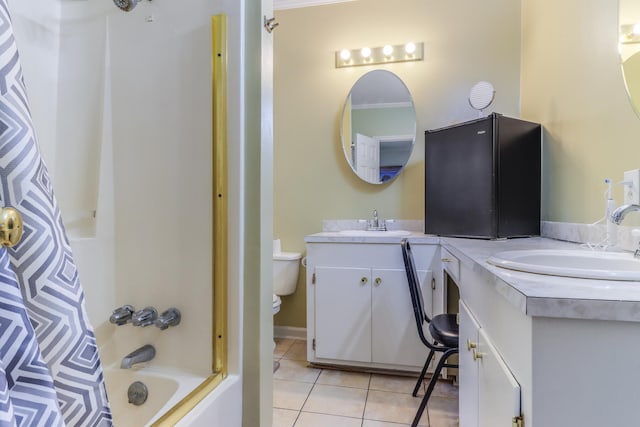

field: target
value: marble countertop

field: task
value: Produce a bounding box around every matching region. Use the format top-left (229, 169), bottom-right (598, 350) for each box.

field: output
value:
top-left (305, 227), bottom-right (640, 322)
top-left (441, 237), bottom-right (640, 322)
top-left (304, 231), bottom-right (439, 244)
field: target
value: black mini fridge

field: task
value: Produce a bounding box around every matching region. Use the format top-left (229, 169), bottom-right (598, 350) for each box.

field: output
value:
top-left (424, 113), bottom-right (541, 239)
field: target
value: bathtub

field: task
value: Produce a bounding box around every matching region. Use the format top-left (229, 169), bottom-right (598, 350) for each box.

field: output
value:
top-left (103, 365), bottom-right (208, 427)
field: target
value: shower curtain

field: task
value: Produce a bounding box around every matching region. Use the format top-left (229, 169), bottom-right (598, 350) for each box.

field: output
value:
top-left (0, 1), bottom-right (112, 426)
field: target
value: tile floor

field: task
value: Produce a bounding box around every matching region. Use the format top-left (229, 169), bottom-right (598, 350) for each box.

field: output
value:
top-left (273, 339), bottom-right (459, 427)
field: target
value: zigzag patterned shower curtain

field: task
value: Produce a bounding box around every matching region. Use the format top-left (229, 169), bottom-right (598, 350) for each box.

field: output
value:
top-left (0, 2), bottom-right (112, 426)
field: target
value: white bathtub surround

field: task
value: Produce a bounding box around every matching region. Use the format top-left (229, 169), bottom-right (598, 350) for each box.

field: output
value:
top-left (322, 219), bottom-right (424, 232)
top-left (104, 365), bottom-right (207, 427)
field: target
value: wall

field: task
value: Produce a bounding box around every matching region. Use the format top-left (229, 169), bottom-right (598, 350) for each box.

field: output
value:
top-left (521, 0), bottom-right (640, 224)
top-left (273, 0), bottom-right (523, 328)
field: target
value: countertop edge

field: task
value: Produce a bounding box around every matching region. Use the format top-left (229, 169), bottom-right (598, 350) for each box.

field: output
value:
top-left (441, 237), bottom-right (640, 322)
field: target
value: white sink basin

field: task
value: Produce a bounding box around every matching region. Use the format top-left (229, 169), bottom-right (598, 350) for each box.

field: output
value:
top-left (487, 249), bottom-right (640, 281)
top-left (337, 230), bottom-right (412, 237)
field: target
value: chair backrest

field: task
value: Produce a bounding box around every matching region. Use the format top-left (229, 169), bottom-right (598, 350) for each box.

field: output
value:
top-left (401, 239), bottom-right (431, 345)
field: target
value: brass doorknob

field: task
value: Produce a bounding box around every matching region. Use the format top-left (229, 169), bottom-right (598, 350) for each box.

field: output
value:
top-left (0, 207), bottom-right (23, 247)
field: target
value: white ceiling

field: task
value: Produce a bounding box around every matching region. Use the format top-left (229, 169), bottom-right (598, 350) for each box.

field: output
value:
top-left (274, 0), bottom-right (357, 11)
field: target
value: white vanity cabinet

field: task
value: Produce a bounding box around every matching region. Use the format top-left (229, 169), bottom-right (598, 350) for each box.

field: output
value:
top-left (459, 300), bottom-right (521, 427)
top-left (446, 237), bottom-right (640, 427)
top-left (306, 241), bottom-right (443, 371)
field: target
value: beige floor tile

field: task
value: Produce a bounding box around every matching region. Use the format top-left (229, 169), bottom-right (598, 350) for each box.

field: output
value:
top-left (294, 412), bottom-right (362, 427)
top-left (273, 380), bottom-right (314, 411)
top-left (275, 338), bottom-right (296, 358)
top-left (316, 369), bottom-right (371, 389)
top-left (431, 380), bottom-right (458, 399)
top-left (427, 396), bottom-right (458, 427)
top-left (302, 384), bottom-right (368, 418)
top-left (274, 359), bottom-right (322, 383)
top-left (283, 340), bottom-right (307, 361)
top-left (364, 390), bottom-right (429, 426)
top-left (273, 408), bottom-right (299, 427)
top-left (370, 373), bottom-right (419, 394)
top-left (362, 420), bottom-right (410, 427)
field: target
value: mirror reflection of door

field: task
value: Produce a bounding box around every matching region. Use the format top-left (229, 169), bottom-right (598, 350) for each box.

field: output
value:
top-left (619, 0), bottom-right (640, 117)
top-left (355, 133), bottom-right (380, 184)
top-left (340, 70), bottom-right (416, 184)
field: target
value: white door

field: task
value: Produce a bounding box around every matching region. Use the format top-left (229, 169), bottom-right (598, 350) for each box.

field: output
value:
top-left (478, 328), bottom-right (521, 427)
top-left (314, 266), bottom-right (372, 362)
top-left (371, 268), bottom-right (432, 367)
top-left (459, 300), bottom-right (480, 427)
top-left (355, 133), bottom-right (380, 183)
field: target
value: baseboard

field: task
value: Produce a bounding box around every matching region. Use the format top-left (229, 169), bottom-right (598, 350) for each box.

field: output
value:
top-left (274, 326), bottom-right (307, 340)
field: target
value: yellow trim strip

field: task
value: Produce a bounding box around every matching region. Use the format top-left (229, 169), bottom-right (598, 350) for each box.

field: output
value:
top-left (150, 14), bottom-right (228, 426)
top-left (151, 374), bottom-right (224, 426)
top-left (212, 13), bottom-right (228, 377)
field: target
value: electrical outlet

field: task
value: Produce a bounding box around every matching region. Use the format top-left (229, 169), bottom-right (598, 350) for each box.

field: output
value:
top-left (624, 169), bottom-right (640, 205)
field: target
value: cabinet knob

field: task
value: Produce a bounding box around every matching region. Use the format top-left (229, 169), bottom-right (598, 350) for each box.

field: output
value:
top-left (466, 339), bottom-right (477, 351)
top-left (374, 277), bottom-right (382, 286)
top-left (360, 277), bottom-right (368, 285)
top-left (441, 258), bottom-right (451, 263)
top-left (472, 348), bottom-right (483, 361)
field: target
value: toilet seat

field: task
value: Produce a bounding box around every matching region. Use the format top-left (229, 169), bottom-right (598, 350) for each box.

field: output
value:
top-left (273, 294), bottom-right (281, 315)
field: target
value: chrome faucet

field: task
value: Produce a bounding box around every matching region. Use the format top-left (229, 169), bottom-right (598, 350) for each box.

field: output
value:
top-left (109, 305), bottom-right (135, 325)
top-left (155, 308), bottom-right (181, 330)
top-left (368, 209), bottom-right (386, 231)
top-left (131, 307), bottom-right (158, 327)
top-left (610, 204), bottom-right (640, 258)
top-left (610, 204), bottom-right (640, 225)
top-left (120, 344), bottom-right (156, 369)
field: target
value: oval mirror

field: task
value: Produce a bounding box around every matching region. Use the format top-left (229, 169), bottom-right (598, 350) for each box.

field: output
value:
top-left (619, 0), bottom-right (640, 116)
top-left (340, 70), bottom-right (417, 184)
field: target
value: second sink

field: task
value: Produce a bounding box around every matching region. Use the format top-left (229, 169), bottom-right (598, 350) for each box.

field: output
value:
top-left (487, 249), bottom-right (640, 281)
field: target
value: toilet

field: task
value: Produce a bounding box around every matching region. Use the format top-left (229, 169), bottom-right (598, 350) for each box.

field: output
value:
top-left (273, 239), bottom-right (301, 315)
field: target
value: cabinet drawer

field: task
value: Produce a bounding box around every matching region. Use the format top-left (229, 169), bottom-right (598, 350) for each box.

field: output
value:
top-left (441, 247), bottom-right (459, 282)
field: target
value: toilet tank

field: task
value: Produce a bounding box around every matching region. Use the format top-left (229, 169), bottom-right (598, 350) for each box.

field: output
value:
top-left (273, 251), bottom-right (301, 296)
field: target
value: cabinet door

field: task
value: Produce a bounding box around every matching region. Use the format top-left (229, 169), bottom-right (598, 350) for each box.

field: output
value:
top-left (314, 266), bottom-right (371, 362)
top-left (478, 328), bottom-right (521, 427)
top-left (371, 268), bottom-right (432, 367)
top-left (459, 300), bottom-right (480, 427)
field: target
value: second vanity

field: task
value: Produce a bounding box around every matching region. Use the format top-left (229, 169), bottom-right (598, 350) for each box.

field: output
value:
top-left (305, 230), bottom-right (640, 427)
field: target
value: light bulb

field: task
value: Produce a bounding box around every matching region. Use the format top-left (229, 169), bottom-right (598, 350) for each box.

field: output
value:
top-left (405, 42), bottom-right (416, 55)
top-left (361, 47), bottom-right (372, 58)
top-left (383, 45), bottom-right (393, 56)
top-left (340, 49), bottom-right (351, 61)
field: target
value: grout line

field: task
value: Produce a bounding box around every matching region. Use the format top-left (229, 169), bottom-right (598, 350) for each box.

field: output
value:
top-left (360, 371), bottom-right (373, 425)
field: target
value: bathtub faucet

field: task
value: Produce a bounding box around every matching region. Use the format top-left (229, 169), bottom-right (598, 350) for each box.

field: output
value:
top-left (131, 307), bottom-right (158, 327)
top-left (155, 307), bottom-right (181, 330)
top-left (121, 344), bottom-right (156, 369)
top-left (109, 304), bottom-right (135, 325)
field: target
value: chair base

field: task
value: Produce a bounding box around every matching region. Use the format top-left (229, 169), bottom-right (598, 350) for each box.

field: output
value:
top-left (411, 348), bottom-right (459, 427)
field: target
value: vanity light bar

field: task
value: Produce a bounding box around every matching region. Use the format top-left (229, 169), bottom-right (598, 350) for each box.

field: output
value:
top-left (335, 42), bottom-right (424, 68)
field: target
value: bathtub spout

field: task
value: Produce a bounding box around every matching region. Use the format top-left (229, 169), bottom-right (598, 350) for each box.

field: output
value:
top-left (121, 344), bottom-right (156, 369)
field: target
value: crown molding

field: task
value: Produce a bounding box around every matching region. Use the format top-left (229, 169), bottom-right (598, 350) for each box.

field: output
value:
top-left (274, 0), bottom-right (356, 11)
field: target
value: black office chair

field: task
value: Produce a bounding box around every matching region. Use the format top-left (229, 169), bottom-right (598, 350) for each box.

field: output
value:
top-left (401, 239), bottom-right (459, 427)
